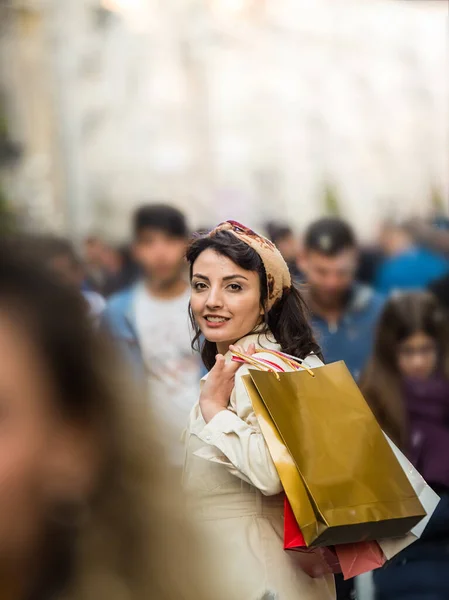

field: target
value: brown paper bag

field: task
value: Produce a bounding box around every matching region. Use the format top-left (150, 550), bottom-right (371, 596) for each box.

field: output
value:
top-left (246, 361), bottom-right (425, 547)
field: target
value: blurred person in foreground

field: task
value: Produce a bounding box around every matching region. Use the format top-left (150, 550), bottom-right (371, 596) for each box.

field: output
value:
top-left (266, 221), bottom-right (303, 280)
top-left (375, 219), bottom-right (448, 295)
top-left (300, 217), bottom-right (384, 381)
top-left (183, 221), bottom-right (335, 600)
top-left (101, 204), bottom-right (201, 467)
top-left (29, 235), bottom-right (106, 326)
top-left (0, 239), bottom-right (224, 600)
top-left (361, 292), bottom-right (449, 600)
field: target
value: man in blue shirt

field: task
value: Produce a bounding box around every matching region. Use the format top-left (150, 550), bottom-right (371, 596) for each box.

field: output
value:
top-left (300, 218), bottom-right (384, 381)
top-left (376, 220), bottom-right (448, 295)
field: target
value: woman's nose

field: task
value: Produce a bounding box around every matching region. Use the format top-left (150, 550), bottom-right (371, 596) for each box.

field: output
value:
top-left (205, 287), bottom-right (224, 309)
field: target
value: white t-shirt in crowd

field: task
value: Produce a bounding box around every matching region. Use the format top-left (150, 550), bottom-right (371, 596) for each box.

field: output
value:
top-left (134, 283), bottom-right (201, 466)
top-left (82, 290), bottom-right (106, 327)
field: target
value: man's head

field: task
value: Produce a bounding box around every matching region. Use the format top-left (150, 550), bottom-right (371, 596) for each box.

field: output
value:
top-left (267, 224), bottom-right (299, 265)
top-left (84, 236), bottom-right (105, 267)
top-left (301, 218), bottom-right (358, 310)
top-left (379, 220), bottom-right (414, 257)
top-left (32, 237), bottom-right (84, 288)
top-left (132, 204), bottom-right (189, 287)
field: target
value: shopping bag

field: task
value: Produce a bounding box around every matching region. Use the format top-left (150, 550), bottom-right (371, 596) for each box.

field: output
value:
top-left (241, 372), bottom-right (321, 542)
top-left (284, 495), bottom-right (307, 549)
top-left (335, 541), bottom-right (385, 580)
top-left (378, 436), bottom-right (440, 560)
top-left (284, 497), bottom-right (341, 578)
top-left (244, 368), bottom-right (341, 578)
top-left (285, 495), bottom-right (385, 579)
top-left (246, 359), bottom-right (425, 547)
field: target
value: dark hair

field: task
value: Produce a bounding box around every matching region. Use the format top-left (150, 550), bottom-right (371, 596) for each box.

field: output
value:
top-left (270, 225), bottom-right (294, 246)
top-left (304, 217), bottom-right (357, 256)
top-left (28, 235), bottom-right (80, 268)
top-left (360, 292), bottom-right (449, 448)
top-left (0, 237), bottom-right (219, 600)
top-left (133, 204), bottom-right (188, 239)
top-left (265, 222), bottom-right (294, 246)
top-left (186, 230), bottom-right (321, 370)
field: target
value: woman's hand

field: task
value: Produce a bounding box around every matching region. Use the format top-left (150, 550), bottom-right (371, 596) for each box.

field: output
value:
top-left (199, 343), bottom-right (256, 424)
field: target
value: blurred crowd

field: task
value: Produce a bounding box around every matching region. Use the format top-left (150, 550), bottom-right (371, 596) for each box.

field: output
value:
top-left (0, 204), bottom-right (448, 600)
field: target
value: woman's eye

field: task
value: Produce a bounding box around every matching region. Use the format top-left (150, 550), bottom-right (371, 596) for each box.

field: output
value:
top-left (193, 282), bottom-right (207, 291)
top-left (227, 283), bottom-right (242, 292)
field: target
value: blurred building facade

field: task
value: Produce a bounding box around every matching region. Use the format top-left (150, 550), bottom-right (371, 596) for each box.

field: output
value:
top-left (1, 0), bottom-right (448, 240)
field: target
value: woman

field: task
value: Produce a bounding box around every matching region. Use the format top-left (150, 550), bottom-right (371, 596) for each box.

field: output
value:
top-left (0, 239), bottom-right (224, 600)
top-left (361, 292), bottom-right (449, 600)
top-left (183, 221), bottom-right (335, 600)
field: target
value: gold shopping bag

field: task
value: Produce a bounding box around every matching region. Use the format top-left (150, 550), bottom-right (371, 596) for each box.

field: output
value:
top-left (242, 375), bottom-right (322, 542)
top-left (243, 359), bottom-right (425, 548)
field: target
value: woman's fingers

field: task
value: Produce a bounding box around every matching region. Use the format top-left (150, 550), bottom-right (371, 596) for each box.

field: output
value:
top-left (225, 356), bottom-right (246, 376)
top-left (247, 343), bottom-right (256, 356)
top-left (229, 343), bottom-right (256, 356)
top-left (213, 353), bottom-right (241, 378)
top-left (211, 354), bottom-right (226, 373)
top-left (214, 343), bottom-right (258, 379)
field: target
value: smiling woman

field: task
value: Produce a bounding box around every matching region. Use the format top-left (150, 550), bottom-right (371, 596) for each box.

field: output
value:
top-left (187, 221), bottom-right (321, 371)
top-left (190, 250), bottom-right (263, 355)
top-left (182, 221), bottom-right (335, 600)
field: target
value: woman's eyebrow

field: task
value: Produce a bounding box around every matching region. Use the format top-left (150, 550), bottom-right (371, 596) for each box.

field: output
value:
top-left (192, 274), bottom-right (249, 282)
top-left (192, 274), bottom-right (209, 281)
top-left (222, 275), bottom-right (249, 282)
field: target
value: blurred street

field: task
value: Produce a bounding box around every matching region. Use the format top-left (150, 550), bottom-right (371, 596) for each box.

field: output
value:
top-left (0, 2), bottom-right (448, 600)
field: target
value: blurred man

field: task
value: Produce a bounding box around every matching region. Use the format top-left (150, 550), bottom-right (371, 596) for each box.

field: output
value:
top-left (100, 244), bottom-right (140, 297)
top-left (300, 217), bottom-right (384, 381)
top-left (83, 237), bottom-right (139, 296)
top-left (410, 217), bottom-right (449, 257)
top-left (83, 235), bottom-right (108, 292)
top-left (376, 220), bottom-right (448, 295)
top-left (31, 235), bottom-right (106, 326)
top-left (102, 204), bottom-right (202, 467)
top-left (266, 222), bottom-right (302, 280)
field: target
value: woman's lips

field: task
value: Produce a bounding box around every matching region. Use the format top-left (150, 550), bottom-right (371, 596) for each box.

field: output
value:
top-left (203, 316), bottom-right (230, 328)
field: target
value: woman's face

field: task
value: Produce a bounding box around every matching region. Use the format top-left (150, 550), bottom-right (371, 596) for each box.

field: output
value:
top-left (0, 310), bottom-right (94, 564)
top-left (190, 249), bottom-right (263, 352)
top-left (397, 331), bottom-right (438, 380)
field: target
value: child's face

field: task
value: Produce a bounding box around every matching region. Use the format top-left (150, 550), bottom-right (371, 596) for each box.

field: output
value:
top-left (397, 331), bottom-right (438, 380)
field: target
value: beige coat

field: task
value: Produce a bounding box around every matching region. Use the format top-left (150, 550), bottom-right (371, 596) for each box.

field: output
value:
top-left (183, 333), bottom-right (335, 600)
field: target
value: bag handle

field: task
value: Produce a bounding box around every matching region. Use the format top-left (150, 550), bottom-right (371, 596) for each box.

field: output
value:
top-left (231, 349), bottom-right (314, 378)
top-left (254, 348), bottom-right (315, 377)
top-left (231, 350), bottom-right (282, 379)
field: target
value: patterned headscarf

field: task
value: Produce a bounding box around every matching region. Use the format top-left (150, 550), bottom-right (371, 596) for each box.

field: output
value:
top-left (208, 220), bottom-right (292, 311)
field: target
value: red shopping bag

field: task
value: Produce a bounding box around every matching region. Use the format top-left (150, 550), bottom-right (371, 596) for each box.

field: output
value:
top-left (335, 541), bottom-right (386, 580)
top-left (284, 497), bottom-right (341, 578)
